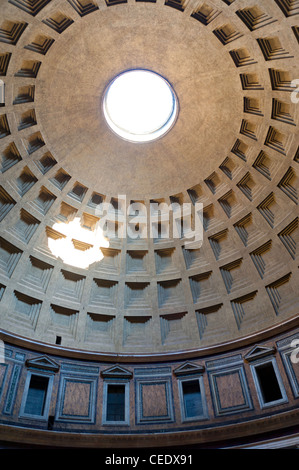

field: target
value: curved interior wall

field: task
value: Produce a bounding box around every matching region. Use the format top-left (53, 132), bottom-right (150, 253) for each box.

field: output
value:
top-left (0, 324), bottom-right (299, 449)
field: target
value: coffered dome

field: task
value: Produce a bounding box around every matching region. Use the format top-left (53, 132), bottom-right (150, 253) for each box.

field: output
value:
top-left (0, 0), bottom-right (298, 358)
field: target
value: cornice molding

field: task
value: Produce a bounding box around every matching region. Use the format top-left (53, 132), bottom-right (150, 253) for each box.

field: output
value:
top-left (0, 314), bottom-right (298, 363)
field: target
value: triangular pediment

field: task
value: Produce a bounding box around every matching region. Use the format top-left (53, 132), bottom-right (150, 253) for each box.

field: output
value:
top-left (244, 345), bottom-right (276, 362)
top-left (101, 364), bottom-right (133, 379)
top-left (173, 361), bottom-right (205, 376)
top-left (25, 355), bottom-right (60, 372)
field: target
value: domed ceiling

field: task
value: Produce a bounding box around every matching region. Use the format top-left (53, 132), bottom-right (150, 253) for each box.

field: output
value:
top-left (0, 0), bottom-right (298, 356)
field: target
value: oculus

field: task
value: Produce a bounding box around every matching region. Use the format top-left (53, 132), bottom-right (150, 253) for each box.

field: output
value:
top-left (103, 69), bottom-right (178, 143)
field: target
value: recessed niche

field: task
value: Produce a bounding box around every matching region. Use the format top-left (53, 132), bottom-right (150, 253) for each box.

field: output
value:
top-left (213, 23), bottom-right (243, 45)
top-left (230, 291), bottom-right (259, 330)
top-left (13, 85), bottom-right (35, 105)
top-left (240, 119), bottom-right (259, 141)
top-left (252, 150), bottom-right (281, 181)
top-left (191, 3), bottom-right (221, 25)
top-left (7, 209), bottom-right (40, 244)
top-left (150, 198), bottom-right (167, 216)
top-left (0, 237), bottom-right (22, 278)
top-left (250, 240), bottom-right (287, 279)
top-left (106, 0), bottom-right (127, 5)
top-left (277, 167), bottom-right (298, 204)
top-left (237, 172), bottom-right (263, 202)
top-left (208, 229), bottom-right (240, 261)
top-left (34, 152), bottom-right (57, 175)
top-left (236, 6), bottom-right (277, 31)
top-left (196, 304), bottom-right (225, 341)
top-left (127, 221), bottom-right (147, 244)
top-left (272, 98), bottom-right (296, 126)
top-left (292, 26), bottom-right (299, 43)
top-left (67, 0), bottom-right (99, 16)
top-left (257, 36), bottom-right (293, 61)
top-left (11, 166), bottom-right (37, 197)
top-left (87, 191), bottom-right (104, 209)
top-left (266, 273), bottom-right (298, 317)
top-left (20, 255), bottom-right (54, 293)
top-left (182, 246), bottom-right (209, 270)
top-left (165, 0), bottom-right (186, 11)
top-left (231, 139), bottom-right (251, 162)
top-left (234, 212), bottom-right (265, 247)
top-left (160, 312), bottom-right (189, 346)
top-left (274, 0), bottom-right (299, 17)
top-left (67, 182), bottom-right (88, 203)
top-left (24, 34), bottom-right (54, 55)
top-left (42, 11), bottom-right (74, 34)
top-left (269, 68), bottom-right (295, 92)
top-left (25, 132), bottom-right (45, 155)
top-left (0, 20), bottom-right (27, 45)
top-left (124, 282), bottom-right (151, 309)
top-left (264, 126), bottom-right (289, 156)
top-left (0, 114), bottom-right (10, 139)
top-left (123, 316), bottom-right (152, 348)
top-left (244, 97), bottom-right (263, 117)
top-left (46, 226), bottom-right (66, 243)
top-left (17, 109), bottom-right (37, 131)
top-left (221, 0), bottom-right (235, 5)
top-left (240, 73), bottom-right (264, 91)
top-left (204, 172), bottom-right (227, 195)
top-left (169, 193), bottom-right (185, 210)
top-left (0, 53), bottom-right (11, 76)
top-left (152, 220), bottom-right (170, 243)
top-left (80, 213), bottom-right (99, 231)
top-left (219, 157), bottom-right (241, 181)
top-left (56, 202), bottom-right (77, 223)
top-left (0, 186), bottom-right (16, 221)
top-left (220, 258), bottom-right (253, 294)
top-left (187, 184), bottom-right (208, 205)
top-left (189, 271), bottom-right (219, 304)
top-left (104, 220), bottom-right (124, 242)
top-left (30, 186), bottom-right (56, 215)
top-left (89, 278), bottom-right (118, 309)
top-left (13, 290), bottom-right (42, 329)
top-left (9, 0), bottom-right (52, 16)
top-left (257, 191), bottom-right (292, 228)
top-left (49, 304), bottom-right (79, 339)
top-left (54, 270), bottom-right (86, 303)
top-left (155, 248), bottom-right (178, 275)
top-left (278, 217), bottom-right (298, 260)
top-left (0, 283), bottom-right (5, 300)
top-left (85, 312), bottom-right (115, 346)
top-left (15, 60), bottom-right (41, 78)
top-left (49, 168), bottom-right (71, 190)
top-left (200, 204), bottom-right (217, 232)
top-left (96, 247), bottom-right (121, 274)
top-left (109, 197), bottom-right (125, 216)
top-left (157, 278), bottom-right (185, 309)
top-left (218, 190), bottom-right (244, 219)
top-left (229, 47), bottom-right (257, 67)
top-left (126, 250), bottom-right (148, 274)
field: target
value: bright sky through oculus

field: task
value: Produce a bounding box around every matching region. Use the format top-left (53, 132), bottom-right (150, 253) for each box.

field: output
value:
top-left (103, 70), bottom-right (177, 142)
top-left (48, 218), bottom-right (109, 269)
